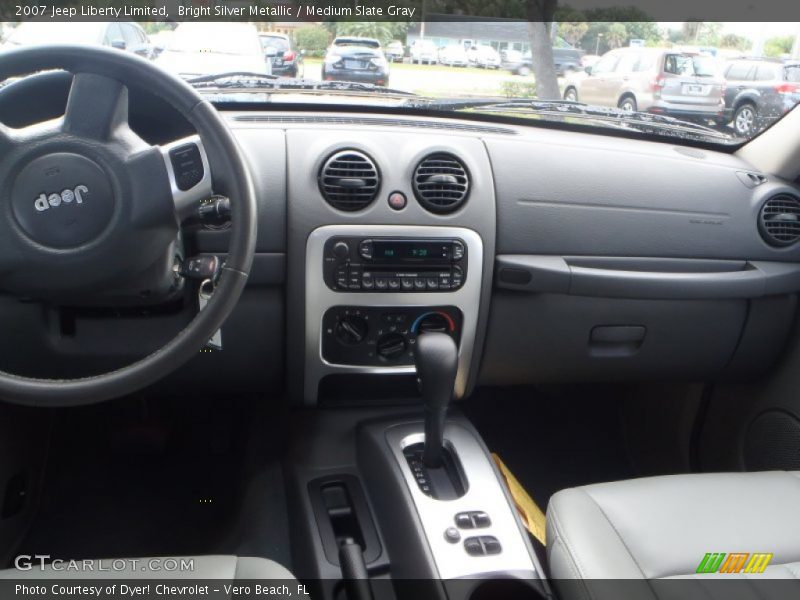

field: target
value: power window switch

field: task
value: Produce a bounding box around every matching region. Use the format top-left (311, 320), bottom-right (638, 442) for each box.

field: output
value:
top-left (455, 512), bottom-right (474, 529)
top-left (472, 511), bottom-right (491, 528)
top-left (481, 536), bottom-right (502, 555)
top-left (464, 537), bottom-right (484, 556)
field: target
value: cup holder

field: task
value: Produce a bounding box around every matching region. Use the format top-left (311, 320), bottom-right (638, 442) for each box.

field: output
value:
top-left (469, 578), bottom-right (543, 600)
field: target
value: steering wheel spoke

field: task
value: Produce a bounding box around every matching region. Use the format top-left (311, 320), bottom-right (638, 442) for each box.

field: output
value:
top-left (159, 135), bottom-right (214, 220)
top-left (62, 72), bottom-right (129, 141)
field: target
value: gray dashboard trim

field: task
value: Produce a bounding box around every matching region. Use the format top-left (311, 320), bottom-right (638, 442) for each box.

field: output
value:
top-left (496, 255), bottom-right (800, 300)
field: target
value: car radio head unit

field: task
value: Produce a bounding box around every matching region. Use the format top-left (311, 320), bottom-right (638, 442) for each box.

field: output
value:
top-left (323, 236), bottom-right (467, 292)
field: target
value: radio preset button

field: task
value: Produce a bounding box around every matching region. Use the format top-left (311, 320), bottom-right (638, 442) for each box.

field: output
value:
top-left (413, 278), bottom-right (427, 290)
top-left (388, 278), bottom-right (401, 290)
top-left (401, 278), bottom-right (414, 291)
top-left (375, 278), bottom-right (389, 290)
top-left (426, 278), bottom-right (439, 290)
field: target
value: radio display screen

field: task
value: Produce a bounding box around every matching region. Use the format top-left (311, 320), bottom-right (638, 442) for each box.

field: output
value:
top-left (372, 240), bottom-right (450, 261)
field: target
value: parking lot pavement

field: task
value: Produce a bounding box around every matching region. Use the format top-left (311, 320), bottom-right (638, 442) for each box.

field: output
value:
top-left (303, 59), bottom-right (525, 98)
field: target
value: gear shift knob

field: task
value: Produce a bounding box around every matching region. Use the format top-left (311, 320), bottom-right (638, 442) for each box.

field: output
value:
top-left (414, 332), bottom-right (458, 468)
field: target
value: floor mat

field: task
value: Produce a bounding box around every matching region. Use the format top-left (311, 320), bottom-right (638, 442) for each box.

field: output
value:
top-left (462, 385), bottom-right (635, 510)
top-left (16, 395), bottom-right (291, 567)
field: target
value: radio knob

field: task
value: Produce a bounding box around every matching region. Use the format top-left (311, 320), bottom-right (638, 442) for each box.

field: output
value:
top-left (376, 333), bottom-right (407, 360)
top-left (333, 241), bottom-right (350, 259)
top-left (336, 315), bottom-right (368, 345)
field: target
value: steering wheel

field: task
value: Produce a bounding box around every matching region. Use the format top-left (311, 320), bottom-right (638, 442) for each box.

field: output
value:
top-left (0, 45), bottom-right (257, 407)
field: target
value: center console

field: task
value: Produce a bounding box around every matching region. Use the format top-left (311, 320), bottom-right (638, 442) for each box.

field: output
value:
top-left (304, 225), bottom-right (484, 403)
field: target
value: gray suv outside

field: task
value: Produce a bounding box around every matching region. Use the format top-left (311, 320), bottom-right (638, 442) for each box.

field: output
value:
top-left (723, 58), bottom-right (800, 137)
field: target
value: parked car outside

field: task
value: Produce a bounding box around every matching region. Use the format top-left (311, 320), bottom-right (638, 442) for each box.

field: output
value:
top-left (722, 58), bottom-right (800, 137)
top-left (438, 44), bottom-right (470, 67)
top-left (385, 41), bottom-right (405, 63)
top-left (259, 33), bottom-right (304, 78)
top-left (467, 45), bottom-right (502, 69)
top-left (155, 23), bottom-right (270, 80)
top-left (563, 47), bottom-right (726, 124)
top-left (501, 48), bottom-right (523, 64)
top-left (409, 39), bottom-right (439, 65)
top-left (2, 21), bottom-right (154, 59)
top-left (322, 37), bottom-right (389, 86)
top-left (509, 40), bottom-right (584, 76)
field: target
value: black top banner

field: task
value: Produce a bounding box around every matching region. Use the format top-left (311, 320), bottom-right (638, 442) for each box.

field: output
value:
top-left (1, 0), bottom-right (798, 23)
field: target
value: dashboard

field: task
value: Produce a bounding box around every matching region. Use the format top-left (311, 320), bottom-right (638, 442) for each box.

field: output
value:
top-left (2, 73), bottom-right (800, 402)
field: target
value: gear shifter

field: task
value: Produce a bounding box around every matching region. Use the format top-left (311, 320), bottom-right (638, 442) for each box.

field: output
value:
top-left (414, 332), bottom-right (459, 468)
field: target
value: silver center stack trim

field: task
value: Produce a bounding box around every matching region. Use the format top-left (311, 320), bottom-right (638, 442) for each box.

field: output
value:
top-left (304, 225), bottom-right (484, 403)
top-left (387, 422), bottom-right (537, 580)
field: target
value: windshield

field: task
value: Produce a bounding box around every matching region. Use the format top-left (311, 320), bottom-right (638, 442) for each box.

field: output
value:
top-left (165, 24), bottom-right (261, 56)
top-left (5, 22), bottom-right (104, 45)
top-left (2, 18), bottom-right (799, 146)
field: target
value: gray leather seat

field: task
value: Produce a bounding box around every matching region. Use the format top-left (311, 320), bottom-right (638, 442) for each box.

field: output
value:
top-left (0, 555), bottom-right (294, 580)
top-left (547, 471), bottom-right (800, 598)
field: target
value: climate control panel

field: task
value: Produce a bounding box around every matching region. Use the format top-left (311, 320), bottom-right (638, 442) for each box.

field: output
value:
top-left (322, 306), bottom-right (462, 367)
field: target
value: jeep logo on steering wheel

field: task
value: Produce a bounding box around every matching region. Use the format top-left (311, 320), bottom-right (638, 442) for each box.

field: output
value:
top-left (34, 185), bottom-right (88, 212)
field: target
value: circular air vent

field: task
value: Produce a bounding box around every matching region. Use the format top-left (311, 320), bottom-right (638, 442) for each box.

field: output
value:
top-left (318, 150), bottom-right (380, 212)
top-left (412, 153), bottom-right (470, 214)
top-left (759, 194), bottom-right (800, 247)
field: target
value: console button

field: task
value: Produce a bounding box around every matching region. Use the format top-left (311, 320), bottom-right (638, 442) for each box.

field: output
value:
top-left (451, 267), bottom-right (464, 289)
top-left (388, 278), bottom-right (401, 290)
top-left (358, 240), bottom-right (373, 259)
top-left (452, 241), bottom-right (465, 260)
top-left (375, 278), bottom-right (389, 290)
top-left (455, 512), bottom-right (474, 529)
top-left (472, 511), bottom-right (491, 528)
top-left (401, 278), bottom-right (414, 291)
top-left (348, 274), bottom-right (361, 289)
top-left (444, 527), bottom-right (461, 544)
top-left (336, 268), bottom-right (348, 289)
top-left (481, 536), bottom-right (502, 555)
top-left (361, 273), bottom-right (374, 290)
top-left (464, 537), bottom-right (484, 556)
top-left (426, 277), bottom-right (439, 290)
top-left (439, 273), bottom-right (452, 288)
top-left (413, 278), bottom-right (427, 291)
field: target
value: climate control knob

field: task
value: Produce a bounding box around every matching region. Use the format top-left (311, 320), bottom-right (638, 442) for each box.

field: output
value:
top-left (336, 315), bottom-right (368, 345)
top-left (376, 333), bottom-right (408, 361)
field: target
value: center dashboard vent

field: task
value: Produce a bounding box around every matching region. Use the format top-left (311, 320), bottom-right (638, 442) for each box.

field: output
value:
top-left (318, 150), bottom-right (380, 212)
top-left (759, 194), bottom-right (800, 247)
top-left (412, 153), bottom-right (470, 214)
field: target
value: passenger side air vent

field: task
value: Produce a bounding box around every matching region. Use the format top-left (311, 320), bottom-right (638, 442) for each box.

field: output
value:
top-left (759, 194), bottom-right (800, 247)
top-left (412, 153), bottom-right (470, 214)
top-left (318, 150), bottom-right (380, 212)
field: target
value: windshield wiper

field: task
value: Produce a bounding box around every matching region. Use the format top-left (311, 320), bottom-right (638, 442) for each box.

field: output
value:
top-left (188, 75), bottom-right (416, 97)
top-left (186, 72), bottom-right (280, 85)
top-left (413, 98), bottom-right (731, 141)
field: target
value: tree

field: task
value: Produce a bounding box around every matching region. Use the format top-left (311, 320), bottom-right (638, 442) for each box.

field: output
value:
top-left (605, 23), bottom-right (628, 49)
top-left (295, 26), bottom-right (330, 57)
top-left (719, 33), bottom-right (751, 52)
top-left (526, 0), bottom-right (560, 100)
top-left (765, 35), bottom-right (794, 58)
top-left (558, 22), bottom-right (589, 48)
